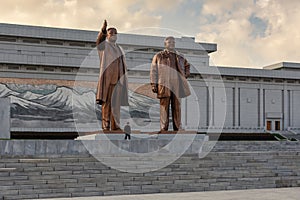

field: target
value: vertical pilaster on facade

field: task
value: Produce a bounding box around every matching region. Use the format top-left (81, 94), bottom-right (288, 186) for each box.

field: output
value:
top-left (207, 85), bottom-right (214, 127)
top-left (259, 86), bottom-right (264, 129)
top-left (182, 86), bottom-right (201, 130)
top-left (290, 90), bottom-right (293, 127)
top-left (234, 83), bottom-right (239, 127)
top-left (283, 89), bottom-right (288, 130)
top-left (263, 89), bottom-right (266, 128)
top-left (232, 87), bottom-right (235, 127)
top-left (287, 90), bottom-right (291, 128)
top-left (206, 86), bottom-right (210, 127)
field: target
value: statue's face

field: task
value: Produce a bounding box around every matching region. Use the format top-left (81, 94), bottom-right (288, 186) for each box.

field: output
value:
top-left (107, 29), bottom-right (118, 43)
top-left (165, 37), bottom-right (175, 51)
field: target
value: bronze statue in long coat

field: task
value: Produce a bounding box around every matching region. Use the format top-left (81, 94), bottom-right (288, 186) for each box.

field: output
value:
top-left (150, 36), bottom-right (191, 131)
top-left (96, 20), bottom-right (129, 131)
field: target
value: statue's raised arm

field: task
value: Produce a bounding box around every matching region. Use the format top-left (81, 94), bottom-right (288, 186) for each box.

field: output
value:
top-left (96, 19), bottom-right (108, 46)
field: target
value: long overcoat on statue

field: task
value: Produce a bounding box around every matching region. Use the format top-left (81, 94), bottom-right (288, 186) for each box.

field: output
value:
top-left (150, 50), bottom-right (191, 99)
top-left (95, 34), bottom-right (129, 106)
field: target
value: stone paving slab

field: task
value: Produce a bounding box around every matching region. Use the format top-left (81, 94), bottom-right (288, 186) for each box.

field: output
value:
top-left (40, 187), bottom-right (300, 200)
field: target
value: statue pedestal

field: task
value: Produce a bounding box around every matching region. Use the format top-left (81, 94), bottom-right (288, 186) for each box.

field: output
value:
top-left (75, 130), bottom-right (208, 155)
top-left (76, 130), bottom-right (207, 141)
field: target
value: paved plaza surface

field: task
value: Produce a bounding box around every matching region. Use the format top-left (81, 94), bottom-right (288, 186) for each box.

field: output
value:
top-left (42, 187), bottom-right (300, 200)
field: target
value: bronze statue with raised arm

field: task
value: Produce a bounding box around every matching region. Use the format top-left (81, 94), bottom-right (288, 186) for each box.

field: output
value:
top-left (96, 20), bottom-right (129, 131)
top-left (150, 36), bottom-right (191, 131)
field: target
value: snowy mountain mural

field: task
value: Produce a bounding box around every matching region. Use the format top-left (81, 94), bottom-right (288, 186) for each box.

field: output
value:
top-left (0, 84), bottom-right (19, 97)
top-left (0, 83), bottom-right (159, 130)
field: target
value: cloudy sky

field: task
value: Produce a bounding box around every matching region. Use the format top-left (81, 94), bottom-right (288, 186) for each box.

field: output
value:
top-left (1, 0), bottom-right (299, 68)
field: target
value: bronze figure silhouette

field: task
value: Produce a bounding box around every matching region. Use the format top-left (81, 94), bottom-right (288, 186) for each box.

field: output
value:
top-left (150, 36), bottom-right (191, 131)
top-left (96, 20), bottom-right (129, 131)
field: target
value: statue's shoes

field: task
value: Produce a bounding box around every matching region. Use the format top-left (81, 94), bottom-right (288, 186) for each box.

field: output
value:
top-left (112, 128), bottom-right (123, 132)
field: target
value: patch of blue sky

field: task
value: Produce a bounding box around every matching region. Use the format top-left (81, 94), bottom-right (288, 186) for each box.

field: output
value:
top-left (159, 0), bottom-right (205, 37)
top-left (127, 0), bottom-right (205, 37)
top-left (249, 14), bottom-right (268, 38)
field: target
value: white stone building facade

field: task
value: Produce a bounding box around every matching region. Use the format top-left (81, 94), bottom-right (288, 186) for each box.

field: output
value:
top-left (0, 23), bottom-right (299, 134)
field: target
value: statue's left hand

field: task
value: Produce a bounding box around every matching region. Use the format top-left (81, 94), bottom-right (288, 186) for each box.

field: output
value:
top-left (152, 85), bottom-right (158, 93)
top-left (185, 71), bottom-right (190, 78)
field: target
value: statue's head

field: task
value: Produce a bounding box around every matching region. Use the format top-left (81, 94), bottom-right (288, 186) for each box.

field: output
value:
top-left (164, 36), bottom-right (175, 51)
top-left (107, 27), bottom-right (118, 43)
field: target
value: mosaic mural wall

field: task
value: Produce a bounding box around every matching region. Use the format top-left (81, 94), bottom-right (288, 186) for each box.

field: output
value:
top-left (0, 79), bottom-right (160, 131)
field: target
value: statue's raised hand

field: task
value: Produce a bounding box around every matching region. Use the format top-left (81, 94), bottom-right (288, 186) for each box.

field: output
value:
top-left (101, 20), bottom-right (107, 32)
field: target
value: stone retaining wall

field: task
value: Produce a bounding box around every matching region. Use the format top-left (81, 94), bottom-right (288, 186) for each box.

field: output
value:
top-left (0, 141), bottom-right (299, 199)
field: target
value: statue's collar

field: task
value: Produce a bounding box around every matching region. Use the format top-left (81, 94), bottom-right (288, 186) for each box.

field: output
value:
top-left (163, 49), bottom-right (176, 54)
